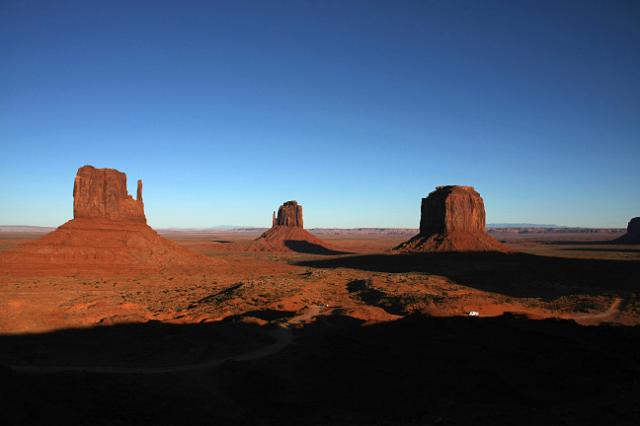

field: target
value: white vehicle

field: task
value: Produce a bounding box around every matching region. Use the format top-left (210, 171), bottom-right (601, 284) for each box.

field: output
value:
top-left (468, 311), bottom-right (480, 317)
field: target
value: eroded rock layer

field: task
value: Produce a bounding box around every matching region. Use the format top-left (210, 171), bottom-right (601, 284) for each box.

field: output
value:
top-left (396, 186), bottom-right (510, 253)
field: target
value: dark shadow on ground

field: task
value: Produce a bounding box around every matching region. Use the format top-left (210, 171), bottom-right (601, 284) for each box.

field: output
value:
top-left (1, 313), bottom-right (640, 425)
top-left (0, 317), bottom-right (273, 368)
top-left (284, 240), bottom-right (349, 255)
top-left (240, 309), bottom-right (295, 321)
top-left (561, 247), bottom-right (640, 253)
top-left (297, 252), bottom-right (640, 299)
top-left (189, 283), bottom-right (244, 308)
top-left (546, 239), bottom-right (633, 245)
top-left (346, 279), bottom-right (405, 315)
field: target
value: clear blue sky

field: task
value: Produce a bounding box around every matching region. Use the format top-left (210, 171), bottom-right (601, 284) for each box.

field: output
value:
top-left (1, 0), bottom-right (639, 228)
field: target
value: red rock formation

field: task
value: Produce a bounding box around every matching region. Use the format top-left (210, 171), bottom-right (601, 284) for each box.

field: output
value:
top-left (0, 165), bottom-right (217, 271)
top-left (396, 186), bottom-right (510, 252)
top-left (249, 201), bottom-right (344, 254)
top-left (73, 165), bottom-right (146, 223)
top-left (274, 201), bottom-right (303, 227)
top-left (614, 217), bottom-right (640, 244)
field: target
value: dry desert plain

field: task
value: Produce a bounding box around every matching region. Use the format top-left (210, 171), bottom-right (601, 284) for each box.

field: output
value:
top-left (1, 226), bottom-right (640, 425)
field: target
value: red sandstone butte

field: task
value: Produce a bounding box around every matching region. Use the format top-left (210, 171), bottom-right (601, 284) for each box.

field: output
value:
top-left (614, 217), bottom-right (640, 244)
top-left (395, 185), bottom-right (511, 252)
top-left (274, 200), bottom-right (304, 228)
top-left (0, 165), bottom-right (216, 271)
top-left (249, 201), bottom-right (343, 254)
top-left (73, 165), bottom-right (146, 222)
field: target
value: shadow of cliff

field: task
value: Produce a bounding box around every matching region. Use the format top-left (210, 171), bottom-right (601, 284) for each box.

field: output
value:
top-left (346, 279), bottom-right (406, 315)
top-left (1, 313), bottom-right (640, 425)
top-left (560, 247), bottom-right (640, 254)
top-left (296, 252), bottom-right (640, 299)
top-left (284, 240), bottom-right (349, 255)
top-left (545, 239), bottom-right (632, 245)
top-left (0, 318), bottom-right (273, 368)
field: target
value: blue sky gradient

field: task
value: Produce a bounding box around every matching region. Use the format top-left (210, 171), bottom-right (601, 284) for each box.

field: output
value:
top-left (1, 0), bottom-right (639, 228)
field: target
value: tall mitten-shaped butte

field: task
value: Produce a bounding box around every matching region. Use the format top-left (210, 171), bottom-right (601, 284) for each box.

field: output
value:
top-left (0, 165), bottom-right (218, 270)
top-left (73, 165), bottom-right (146, 223)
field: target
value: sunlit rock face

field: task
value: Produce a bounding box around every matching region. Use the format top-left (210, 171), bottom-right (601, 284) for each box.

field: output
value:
top-left (73, 165), bottom-right (146, 223)
top-left (273, 201), bottom-right (303, 228)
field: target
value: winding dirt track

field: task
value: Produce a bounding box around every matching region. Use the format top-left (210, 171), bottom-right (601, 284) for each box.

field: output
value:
top-left (571, 297), bottom-right (622, 324)
top-left (10, 326), bottom-right (292, 375)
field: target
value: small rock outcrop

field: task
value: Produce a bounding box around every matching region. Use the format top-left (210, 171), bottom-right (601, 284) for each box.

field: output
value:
top-left (0, 165), bottom-right (217, 271)
top-left (614, 217), bottom-right (640, 244)
top-left (249, 201), bottom-right (344, 254)
top-left (396, 186), bottom-right (510, 252)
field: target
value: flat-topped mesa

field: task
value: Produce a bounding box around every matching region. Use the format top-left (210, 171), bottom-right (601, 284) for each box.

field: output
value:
top-left (419, 185), bottom-right (485, 236)
top-left (73, 165), bottom-right (146, 223)
top-left (396, 185), bottom-right (510, 252)
top-left (614, 217), bottom-right (640, 243)
top-left (274, 200), bottom-right (303, 228)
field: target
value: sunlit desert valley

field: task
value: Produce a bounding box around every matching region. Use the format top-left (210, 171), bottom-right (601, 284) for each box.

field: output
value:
top-left (1, 166), bottom-right (639, 425)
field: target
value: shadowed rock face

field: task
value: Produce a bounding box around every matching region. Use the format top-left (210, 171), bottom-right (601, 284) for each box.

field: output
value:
top-left (73, 165), bottom-right (146, 223)
top-left (274, 201), bottom-right (303, 228)
top-left (396, 186), bottom-right (510, 253)
top-left (627, 217), bottom-right (640, 237)
top-left (615, 217), bottom-right (640, 243)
